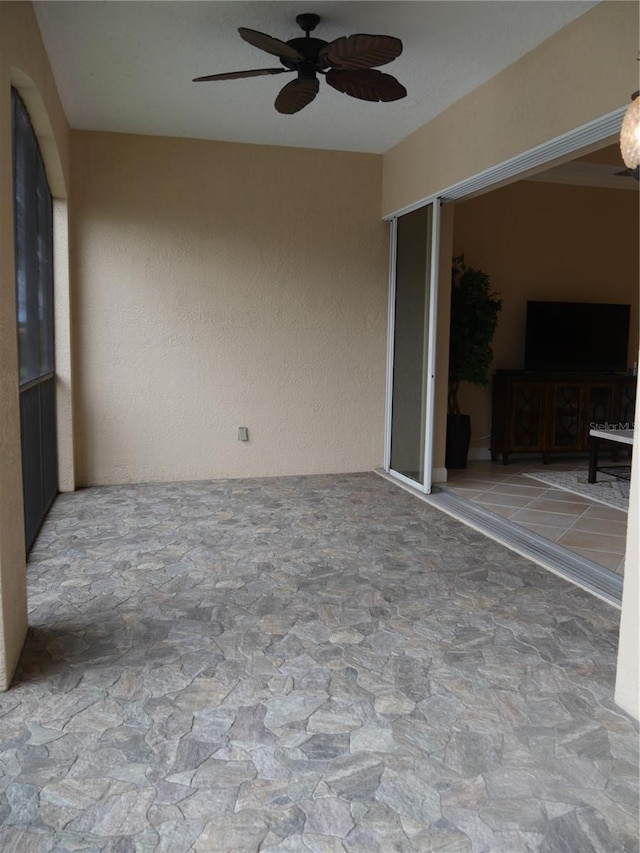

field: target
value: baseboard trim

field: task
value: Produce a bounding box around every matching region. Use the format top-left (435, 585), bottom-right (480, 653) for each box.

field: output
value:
top-left (468, 448), bottom-right (492, 461)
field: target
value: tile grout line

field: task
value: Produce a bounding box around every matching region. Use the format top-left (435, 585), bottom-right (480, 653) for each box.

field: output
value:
top-left (377, 470), bottom-right (622, 606)
top-left (471, 483), bottom-right (624, 560)
top-left (443, 471), bottom-right (626, 575)
top-left (560, 503), bottom-right (628, 554)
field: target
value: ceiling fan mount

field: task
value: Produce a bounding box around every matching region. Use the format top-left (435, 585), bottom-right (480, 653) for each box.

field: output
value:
top-left (295, 13), bottom-right (321, 35)
top-left (193, 11), bottom-right (407, 115)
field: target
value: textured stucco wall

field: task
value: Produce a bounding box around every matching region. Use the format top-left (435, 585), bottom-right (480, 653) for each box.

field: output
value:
top-left (452, 179), bottom-right (640, 452)
top-left (71, 132), bottom-right (388, 485)
top-left (382, 2), bottom-right (639, 216)
top-left (0, 2), bottom-right (70, 687)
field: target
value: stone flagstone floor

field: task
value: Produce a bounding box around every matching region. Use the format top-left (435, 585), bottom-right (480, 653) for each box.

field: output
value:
top-left (0, 473), bottom-right (637, 852)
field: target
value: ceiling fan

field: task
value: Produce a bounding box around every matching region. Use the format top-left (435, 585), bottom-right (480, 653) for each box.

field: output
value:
top-left (193, 13), bottom-right (407, 114)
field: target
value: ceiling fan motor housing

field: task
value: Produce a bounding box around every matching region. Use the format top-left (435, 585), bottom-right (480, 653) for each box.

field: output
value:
top-left (281, 37), bottom-right (330, 72)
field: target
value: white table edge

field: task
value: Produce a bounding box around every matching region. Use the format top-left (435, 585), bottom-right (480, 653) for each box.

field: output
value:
top-left (589, 428), bottom-right (634, 446)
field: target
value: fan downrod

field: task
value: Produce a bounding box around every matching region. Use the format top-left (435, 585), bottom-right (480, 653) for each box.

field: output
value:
top-left (296, 13), bottom-right (321, 35)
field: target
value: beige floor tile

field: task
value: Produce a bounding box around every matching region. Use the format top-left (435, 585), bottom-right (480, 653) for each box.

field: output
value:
top-left (460, 468), bottom-right (518, 483)
top-left (476, 465), bottom-right (527, 480)
top-left (445, 470), bottom-right (471, 482)
top-left (446, 478), bottom-right (508, 491)
top-left (444, 459), bottom-right (628, 579)
top-left (509, 508), bottom-right (582, 528)
top-left (475, 493), bottom-right (534, 510)
top-left (534, 487), bottom-right (593, 506)
top-left (557, 530), bottom-right (627, 555)
top-left (501, 474), bottom-right (555, 486)
top-left (446, 488), bottom-right (486, 500)
top-left (569, 516), bottom-right (629, 537)
top-left (478, 504), bottom-right (519, 518)
top-left (582, 504), bottom-right (628, 522)
top-left (516, 522), bottom-right (563, 542)
top-left (484, 483), bottom-right (549, 498)
top-left (569, 548), bottom-right (625, 573)
top-left (525, 497), bottom-right (593, 515)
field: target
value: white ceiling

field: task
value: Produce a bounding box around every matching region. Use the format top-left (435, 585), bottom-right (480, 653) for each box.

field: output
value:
top-left (34, 1), bottom-right (598, 154)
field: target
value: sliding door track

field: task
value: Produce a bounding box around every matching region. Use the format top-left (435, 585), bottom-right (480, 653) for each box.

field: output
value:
top-left (376, 470), bottom-right (623, 607)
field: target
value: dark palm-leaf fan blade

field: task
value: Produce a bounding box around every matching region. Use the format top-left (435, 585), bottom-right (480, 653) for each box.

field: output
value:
top-left (320, 34), bottom-right (402, 70)
top-left (193, 68), bottom-right (290, 82)
top-left (238, 27), bottom-right (304, 61)
top-left (326, 69), bottom-right (406, 102)
top-left (275, 78), bottom-right (320, 114)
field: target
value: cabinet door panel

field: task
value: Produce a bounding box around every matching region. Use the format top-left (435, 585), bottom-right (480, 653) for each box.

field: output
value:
top-left (549, 384), bottom-right (583, 450)
top-left (510, 382), bottom-right (545, 450)
top-left (619, 380), bottom-right (637, 430)
top-left (585, 384), bottom-right (616, 444)
top-left (491, 374), bottom-right (634, 464)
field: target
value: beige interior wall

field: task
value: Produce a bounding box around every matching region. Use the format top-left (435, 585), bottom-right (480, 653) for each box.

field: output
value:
top-left (71, 132), bottom-right (388, 485)
top-left (382, 2), bottom-right (638, 217)
top-left (0, 2), bottom-right (70, 688)
top-left (452, 180), bottom-right (639, 450)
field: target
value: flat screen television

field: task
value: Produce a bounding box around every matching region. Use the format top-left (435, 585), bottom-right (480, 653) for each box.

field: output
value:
top-left (524, 301), bottom-right (631, 373)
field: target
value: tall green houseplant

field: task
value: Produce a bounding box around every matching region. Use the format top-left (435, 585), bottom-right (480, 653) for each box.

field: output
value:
top-left (447, 255), bottom-right (502, 467)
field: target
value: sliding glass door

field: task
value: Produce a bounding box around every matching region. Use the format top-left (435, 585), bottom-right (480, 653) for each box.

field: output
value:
top-left (385, 200), bottom-right (440, 493)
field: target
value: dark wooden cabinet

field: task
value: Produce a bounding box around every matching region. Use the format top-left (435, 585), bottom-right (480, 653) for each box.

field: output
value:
top-left (491, 372), bottom-right (636, 464)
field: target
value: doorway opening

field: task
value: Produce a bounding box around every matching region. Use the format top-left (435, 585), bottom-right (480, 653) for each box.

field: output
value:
top-left (384, 106), bottom-right (628, 497)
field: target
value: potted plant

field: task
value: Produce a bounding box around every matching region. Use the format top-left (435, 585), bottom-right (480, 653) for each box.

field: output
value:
top-left (447, 255), bottom-right (502, 469)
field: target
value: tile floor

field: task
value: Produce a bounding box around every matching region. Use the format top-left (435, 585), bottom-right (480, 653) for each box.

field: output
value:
top-left (444, 460), bottom-right (629, 575)
top-left (1, 473), bottom-right (637, 851)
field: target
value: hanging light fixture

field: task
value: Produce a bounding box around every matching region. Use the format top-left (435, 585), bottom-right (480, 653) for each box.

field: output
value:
top-left (620, 90), bottom-right (640, 170)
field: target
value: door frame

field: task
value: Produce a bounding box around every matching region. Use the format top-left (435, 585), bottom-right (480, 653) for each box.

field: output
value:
top-left (382, 105), bottom-right (627, 493)
top-left (384, 197), bottom-right (441, 494)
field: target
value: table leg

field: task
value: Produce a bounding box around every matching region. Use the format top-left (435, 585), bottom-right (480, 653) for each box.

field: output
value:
top-left (588, 436), bottom-right (599, 483)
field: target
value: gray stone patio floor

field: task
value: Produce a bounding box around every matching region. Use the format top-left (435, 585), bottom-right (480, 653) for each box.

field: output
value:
top-left (0, 472), bottom-right (637, 852)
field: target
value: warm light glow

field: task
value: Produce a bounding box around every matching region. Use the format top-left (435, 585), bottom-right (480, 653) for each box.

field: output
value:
top-left (620, 92), bottom-right (640, 169)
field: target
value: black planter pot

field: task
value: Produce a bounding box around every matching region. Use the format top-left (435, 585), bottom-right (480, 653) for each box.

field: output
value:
top-left (446, 414), bottom-right (471, 469)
